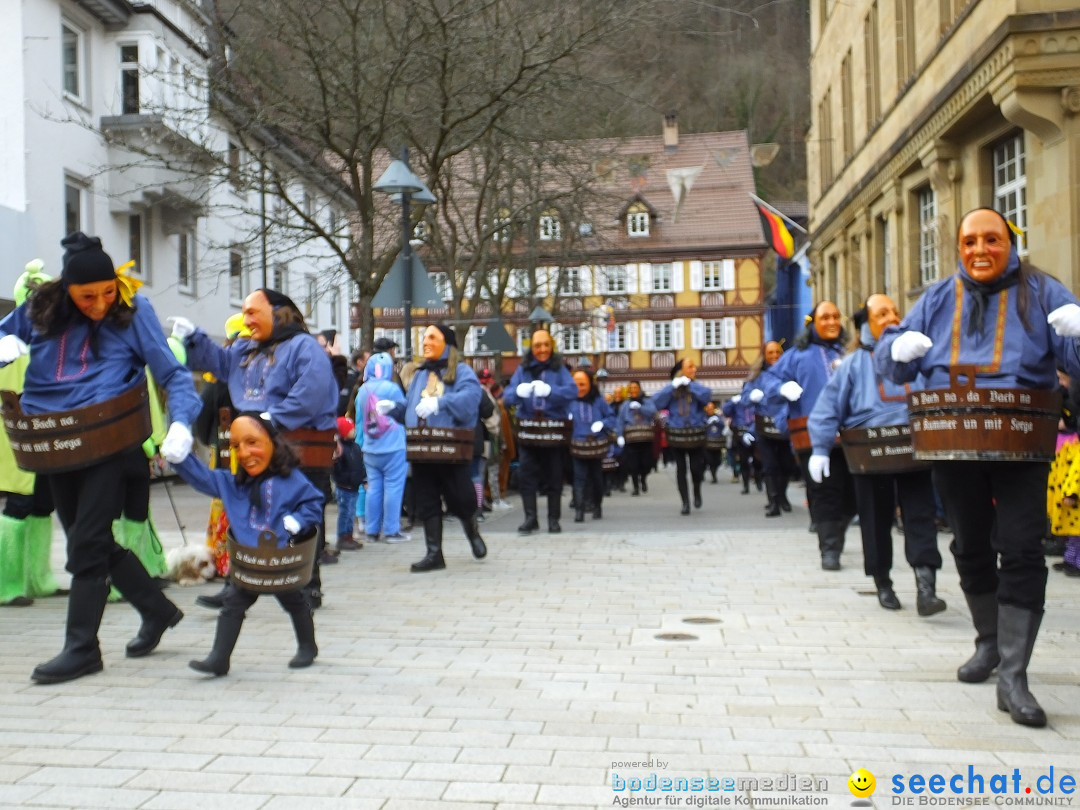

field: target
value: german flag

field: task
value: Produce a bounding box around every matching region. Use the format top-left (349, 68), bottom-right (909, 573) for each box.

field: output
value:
top-left (756, 203), bottom-right (795, 260)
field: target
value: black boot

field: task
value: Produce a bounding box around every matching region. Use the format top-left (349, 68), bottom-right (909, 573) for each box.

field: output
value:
top-left (763, 478), bottom-right (781, 518)
top-left (874, 576), bottom-right (902, 610)
top-left (741, 474), bottom-right (750, 494)
top-left (573, 486), bottom-right (585, 522)
top-left (109, 549), bottom-right (183, 658)
top-left (631, 475), bottom-right (640, 496)
top-left (547, 496), bottom-right (561, 533)
top-left (196, 580), bottom-right (231, 610)
top-left (996, 605), bottom-right (1047, 727)
top-left (640, 477), bottom-right (648, 493)
top-left (775, 479), bottom-right (792, 512)
top-left (411, 517), bottom-right (446, 572)
top-left (692, 482), bottom-right (702, 509)
top-left (958, 592), bottom-right (1000, 683)
top-left (593, 504), bottom-right (602, 519)
top-left (518, 493), bottom-right (540, 534)
top-left (914, 567), bottom-right (947, 616)
top-left (462, 513), bottom-right (487, 559)
top-left (817, 520), bottom-right (845, 570)
top-left (288, 608), bottom-right (318, 669)
top-left (189, 613), bottom-right (244, 676)
top-left (31, 576), bottom-right (107, 684)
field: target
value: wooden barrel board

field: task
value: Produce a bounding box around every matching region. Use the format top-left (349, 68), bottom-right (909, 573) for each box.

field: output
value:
top-left (665, 426), bottom-right (706, 449)
top-left (788, 415), bottom-right (811, 453)
top-left (569, 435), bottom-right (610, 459)
top-left (281, 427), bottom-right (336, 469)
top-left (226, 530), bottom-right (316, 593)
top-left (516, 417), bottom-right (571, 447)
top-left (622, 424), bottom-right (655, 444)
top-left (406, 424), bottom-right (474, 463)
top-left (754, 414), bottom-right (785, 440)
top-left (840, 424), bottom-right (930, 474)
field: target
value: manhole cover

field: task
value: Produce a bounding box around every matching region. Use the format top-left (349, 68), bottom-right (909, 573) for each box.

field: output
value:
top-left (682, 617), bottom-right (721, 625)
top-left (655, 632), bottom-right (698, 641)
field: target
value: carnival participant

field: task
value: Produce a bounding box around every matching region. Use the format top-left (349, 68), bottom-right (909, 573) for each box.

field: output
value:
top-left (164, 412), bottom-right (323, 675)
top-left (569, 368), bottom-right (616, 522)
top-left (172, 287), bottom-right (337, 608)
top-left (615, 381), bottom-right (657, 496)
top-left (355, 352), bottom-right (409, 543)
top-left (756, 303), bottom-right (853, 568)
top-left (703, 402), bottom-right (726, 483)
top-left (0, 232), bottom-right (200, 684)
top-left (503, 329), bottom-right (576, 534)
top-left (396, 324), bottom-right (485, 572)
top-left (876, 207), bottom-right (1080, 728)
top-left (809, 294), bottom-right (945, 614)
top-left (653, 357), bottom-right (713, 515)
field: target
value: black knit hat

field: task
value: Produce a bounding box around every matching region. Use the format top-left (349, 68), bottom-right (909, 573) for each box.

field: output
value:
top-left (234, 410), bottom-right (280, 439)
top-left (670, 359), bottom-right (684, 379)
top-left (60, 232), bottom-right (115, 286)
top-left (433, 323), bottom-right (457, 348)
top-left (256, 287), bottom-right (302, 316)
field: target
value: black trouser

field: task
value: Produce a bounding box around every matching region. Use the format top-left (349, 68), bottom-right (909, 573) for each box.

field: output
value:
top-left (572, 457), bottom-right (604, 510)
top-left (758, 436), bottom-right (798, 480)
top-left (517, 445), bottom-right (565, 517)
top-left (852, 470), bottom-right (942, 581)
top-left (120, 449), bottom-right (150, 522)
top-left (4, 474), bottom-right (54, 519)
top-left (411, 461), bottom-right (475, 522)
top-left (221, 582), bottom-right (308, 618)
top-left (704, 447), bottom-right (724, 477)
top-left (299, 465), bottom-right (332, 591)
top-left (798, 446), bottom-right (856, 525)
top-left (671, 446), bottom-right (705, 506)
top-left (49, 446), bottom-right (146, 578)
top-left (621, 441), bottom-right (653, 488)
top-left (933, 460), bottom-right (1049, 612)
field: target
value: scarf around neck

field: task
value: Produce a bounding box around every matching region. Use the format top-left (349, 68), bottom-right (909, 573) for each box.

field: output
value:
top-left (959, 249), bottom-right (1021, 336)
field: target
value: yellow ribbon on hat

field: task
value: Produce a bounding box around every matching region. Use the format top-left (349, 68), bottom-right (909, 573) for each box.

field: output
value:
top-left (114, 261), bottom-right (144, 306)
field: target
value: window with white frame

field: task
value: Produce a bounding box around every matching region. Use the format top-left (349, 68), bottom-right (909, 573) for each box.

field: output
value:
top-left (539, 213), bottom-right (561, 241)
top-left (329, 290), bottom-right (339, 329)
top-left (607, 323), bottom-right (629, 351)
top-left (653, 321), bottom-right (673, 349)
top-left (700, 318), bottom-right (736, 349)
top-left (128, 214), bottom-right (146, 279)
top-left (702, 260), bottom-right (734, 291)
top-left (306, 276), bottom-right (317, 322)
top-left (917, 186), bottom-right (938, 286)
top-left (271, 263), bottom-right (288, 293)
top-left (993, 132), bottom-right (1027, 255)
top-left (177, 231), bottom-right (195, 295)
top-left (228, 249), bottom-right (244, 305)
top-left (493, 211), bottom-right (511, 242)
top-left (431, 272), bottom-right (452, 301)
top-left (651, 263), bottom-right (673, 293)
top-left (559, 266), bottom-right (581, 296)
top-left (627, 204), bottom-right (650, 237)
top-left (120, 44), bottom-right (140, 114)
top-left (559, 325), bottom-right (584, 354)
top-left (601, 265), bottom-right (627, 294)
top-left (228, 141), bottom-right (242, 188)
top-left (64, 178), bottom-right (85, 235)
top-left (61, 23), bottom-right (84, 102)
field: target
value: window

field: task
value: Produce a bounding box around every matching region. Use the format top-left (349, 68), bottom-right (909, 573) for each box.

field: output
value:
top-left (559, 267), bottom-right (581, 296)
top-left (64, 179), bottom-right (84, 235)
top-left (431, 272), bottom-right (452, 301)
top-left (896, 0), bottom-right (916, 82)
top-left (271, 263), bottom-right (288, 293)
top-left (993, 132), bottom-right (1027, 255)
top-left (701, 318), bottom-right (736, 349)
top-left (177, 231), bottom-right (194, 295)
top-left (120, 44), bottom-right (140, 114)
top-left (840, 50), bottom-right (853, 161)
top-left (228, 249), bottom-right (244, 304)
top-left (539, 214), bottom-right (561, 241)
top-left (62, 24), bottom-right (84, 101)
top-left (651, 263), bottom-right (673, 293)
top-left (607, 323), bottom-right (631, 351)
top-left (818, 90), bottom-right (833, 186)
top-left (128, 214), bottom-right (144, 278)
top-left (653, 321), bottom-right (673, 350)
top-left (227, 141), bottom-right (242, 188)
top-left (375, 328), bottom-right (405, 349)
top-left (864, 2), bottom-right (881, 127)
top-left (627, 204), bottom-right (650, 237)
top-left (330, 290), bottom-right (339, 329)
top-left (601, 265), bottom-right (627, 294)
top-left (306, 276), bottom-right (317, 322)
top-left (917, 186), bottom-right (938, 286)
top-left (702, 260), bottom-right (734, 291)
top-left (493, 211), bottom-right (511, 242)
top-left (559, 325), bottom-right (584, 354)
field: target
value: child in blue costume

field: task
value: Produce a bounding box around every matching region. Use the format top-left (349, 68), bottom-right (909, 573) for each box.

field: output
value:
top-left (165, 412), bottom-right (324, 676)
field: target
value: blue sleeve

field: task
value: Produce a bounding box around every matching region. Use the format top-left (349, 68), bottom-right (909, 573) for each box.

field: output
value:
top-left (502, 367), bottom-right (527, 409)
top-left (132, 299), bottom-right (201, 425)
top-left (639, 397), bottom-right (657, 419)
top-left (172, 454), bottom-right (230, 500)
top-left (687, 380), bottom-right (712, 406)
top-left (269, 340), bottom-right (337, 431)
top-left (184, 329), bottom-right (232, 380)
top-left (653, 385), bottom-right (673, 410)
top-left (290, 473), bottom-right (326, 531)
top-left (441, 366), bottom-right (483, 425)
top-left (1042, 278), bottom-right (1080, 379)
top-left (542, 366), bottom-right (577, 409)
top-left (598, 397), bottom-right (616, 432)
top-left (807, 360), bottom-right (848, 456)
top-left (875, 294), bottom-right (931, 384)
top-left (0, 304), bottom-right (33, 348)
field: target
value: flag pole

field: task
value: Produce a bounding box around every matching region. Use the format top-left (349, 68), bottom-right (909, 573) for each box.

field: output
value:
top-left (748, 192), bottom-right (808, 234)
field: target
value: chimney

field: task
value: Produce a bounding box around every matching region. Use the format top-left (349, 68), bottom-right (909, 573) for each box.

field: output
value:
top-left (663, 112), bottom-right (679, 153)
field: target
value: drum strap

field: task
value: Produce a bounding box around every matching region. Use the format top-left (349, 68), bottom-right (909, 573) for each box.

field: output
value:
top-left (950, 276), bottom-right (1007, 372)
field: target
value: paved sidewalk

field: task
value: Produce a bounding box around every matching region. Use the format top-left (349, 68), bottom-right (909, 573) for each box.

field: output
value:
top-left (0, 466), bottom-right (1078, 809)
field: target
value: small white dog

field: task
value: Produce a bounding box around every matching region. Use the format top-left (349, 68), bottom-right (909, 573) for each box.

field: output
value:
top-left (166, 546), bottom-right (216, 586)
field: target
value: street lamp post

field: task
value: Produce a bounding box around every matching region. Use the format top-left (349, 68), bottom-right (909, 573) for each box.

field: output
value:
top-left (373, 147), bottom-right (436, 360)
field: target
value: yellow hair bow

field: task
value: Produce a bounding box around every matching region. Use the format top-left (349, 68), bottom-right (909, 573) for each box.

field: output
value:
top-left (1006, 220), bottom-right (1025, 240)
top-left (115, 260), bottom-right (144, 306)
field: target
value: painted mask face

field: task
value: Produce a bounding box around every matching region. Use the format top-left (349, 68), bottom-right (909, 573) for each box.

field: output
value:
top-left (68, 280), bottom-right (118, 321)
top-left (865, 294), bottom-right (900, 340)
top-left (814, 302), bottom-right (842, 341)
top-left (628, 382), bottom-right (642, 399)
top-left (680, 358), bottom-right (698, 380)
top-left (422, 326), bottom-right (446, 361)
top-left (531, 330), bottom-right (553, 363)
top-left (242, 291), bottom-right (275, 342)
top-left (958, 209), bottom-right (1012, 283)
top-left (230, 416), bottom-right (274, 477)
top-left (764, 341), bottom-right (783, 365)
top-left (573, 371), bottom-right (591, 398)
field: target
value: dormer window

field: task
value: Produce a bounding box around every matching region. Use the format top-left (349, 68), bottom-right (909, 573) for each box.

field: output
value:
top-left (627, 203), bottom-right (650, 237)
top-left (539, 212), bottom-right (561, 241)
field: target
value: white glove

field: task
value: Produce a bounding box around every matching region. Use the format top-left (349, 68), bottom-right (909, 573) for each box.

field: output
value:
top-left (415, 397), bottom-right (439, 419)
top-left (672, 375), bottom-right (691, 388)
top-left (628, 401), bottom-right (642, 410)
top-left (1048, 304), bottom-right (1080, 337)
top-left (749, 389), bottom-right (764, 403)
top-left (167, 316), bottom-right (196, 340)
top-left (731, 394), bottom-right (741, 404)
top-left (890, 330), bottom-right (933, 363)
top-left (779, 381), bottom-right (803, 402)
top-left (516, 381), bottom-right (535, 398)
top-left (282, 515), bottom-right (301, 535)
top-left (533, 380), bottom-right (552, 398)
top-left (808, 453), bottom-right (831, 483)
top-left (742, 432), bottom-right (755, 447)
top-left (375, 399), bottom-right (396, 415)
top-left (161, 422), bottom-right (193, 464)
top-left (591, 420), bottom-right (604, 433)
top-left (616, 435), bottom-right (625, 447)
top-left (0, 334), bottom-right (29, 364)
